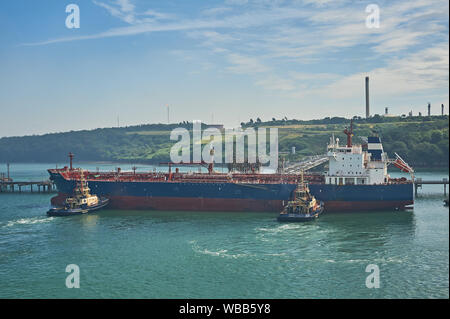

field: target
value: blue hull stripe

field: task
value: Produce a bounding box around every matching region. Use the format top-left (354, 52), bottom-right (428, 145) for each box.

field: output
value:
top-left (50, 172), bottom-right (414, 202)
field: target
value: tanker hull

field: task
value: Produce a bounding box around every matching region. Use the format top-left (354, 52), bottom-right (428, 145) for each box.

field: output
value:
top-left (49, 171), bottom-right (414, 212)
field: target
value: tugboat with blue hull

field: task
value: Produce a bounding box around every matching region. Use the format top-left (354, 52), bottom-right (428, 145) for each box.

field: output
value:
top-left (47, 169), bottom-right (109, 216)
top-left (277, 171), bottom-right (324, 222)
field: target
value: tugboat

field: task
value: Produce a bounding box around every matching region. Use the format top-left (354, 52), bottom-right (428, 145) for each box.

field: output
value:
top-left (47, 169), bottom-right (109, 216)
top-left (277, 171), bottom-right (324, 222)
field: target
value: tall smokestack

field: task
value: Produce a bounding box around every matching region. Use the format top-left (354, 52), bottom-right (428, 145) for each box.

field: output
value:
top-left (385, 107), bottom-right (388, 115)
top-left (166, 104), bottom-right (170, 124)
top-left (365, 76), bottom-right (370, 118)
top-left (428, 103), bottom-right (431, 116)
top-left (442, 104), bottom-right (444, 115)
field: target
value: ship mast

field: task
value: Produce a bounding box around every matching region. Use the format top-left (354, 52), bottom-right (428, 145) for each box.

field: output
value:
top-left (298, 170), bottom-right (307, 191)
top-left (69, 152), bottom-right (74, 170)
top-left (80, 169), bottom-right (84, 193)
top-left (208, 146), bottom-right (215, 174)
top-left (300, 170), bottom-right (304, 187)
top-left (343, 119), bottom-right (354, 147)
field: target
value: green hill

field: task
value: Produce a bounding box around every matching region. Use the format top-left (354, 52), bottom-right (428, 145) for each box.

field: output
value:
top-left (0, 116), bottom-right (448, 168)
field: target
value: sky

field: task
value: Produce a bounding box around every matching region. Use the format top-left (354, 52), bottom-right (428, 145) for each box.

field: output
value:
top-left (0, 0), bottom-right (448, 137)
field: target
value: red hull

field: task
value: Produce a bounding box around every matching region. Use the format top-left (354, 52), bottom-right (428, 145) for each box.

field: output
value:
top-left (324, 200), bottom-right (413, 211)
top-left (51, 193), bottom-right (412, 212)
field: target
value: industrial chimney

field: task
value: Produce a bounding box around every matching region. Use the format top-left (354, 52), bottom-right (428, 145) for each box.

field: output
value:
top-left (365, 76), bottom-right (370, 118)
top-left (442, 104), bottom-right (444, 116)
top-left (385, 107), bottom-right (388, 115)
top-left (428, 103), bottom-right (431, 116)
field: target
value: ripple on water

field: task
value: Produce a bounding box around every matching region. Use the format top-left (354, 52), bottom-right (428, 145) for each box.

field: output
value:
top-left (189, 240), bottom-right (253, 259)
top-left (256, 223), bottom-right (303, 233)
top-left (0, 167), bottom-right (448, 298)
top-left (3, 216), bottom-right (54, 228)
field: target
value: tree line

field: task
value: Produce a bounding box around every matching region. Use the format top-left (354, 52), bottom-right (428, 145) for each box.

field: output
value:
top-left (0, 116), bottom-right (448, 168)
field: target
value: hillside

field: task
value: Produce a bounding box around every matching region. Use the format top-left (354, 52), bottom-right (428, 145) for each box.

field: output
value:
top-left (0, 116), bottom-right (448, 168)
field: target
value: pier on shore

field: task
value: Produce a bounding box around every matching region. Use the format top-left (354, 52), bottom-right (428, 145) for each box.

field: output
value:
top-left (414, 178), bottom-right (449, 196)
top-left (1, 163), bottom-right (55, 194)
top-left (0, 180), bottom-right (55, 193)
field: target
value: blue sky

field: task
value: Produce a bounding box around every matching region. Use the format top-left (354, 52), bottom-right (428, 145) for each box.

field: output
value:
top-left (0, 0), bottom-right (448, 137)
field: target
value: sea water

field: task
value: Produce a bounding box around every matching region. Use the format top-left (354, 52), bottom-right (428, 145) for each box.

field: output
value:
top-left (0, 163), bottom-right (448, 298)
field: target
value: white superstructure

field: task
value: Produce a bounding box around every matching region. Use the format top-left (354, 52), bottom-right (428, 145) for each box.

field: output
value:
top-left (325, 134), bottom-right (389, 186)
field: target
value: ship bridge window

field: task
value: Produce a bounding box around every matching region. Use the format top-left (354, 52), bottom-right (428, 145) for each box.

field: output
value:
top-left (345, 178), bottom-right (355, 185)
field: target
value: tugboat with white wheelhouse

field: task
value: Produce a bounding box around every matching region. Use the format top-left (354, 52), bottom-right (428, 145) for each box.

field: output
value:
top-left (47, 169), bottom-right (109, 216)
top-left (277, 171), bottom-right (324, 222)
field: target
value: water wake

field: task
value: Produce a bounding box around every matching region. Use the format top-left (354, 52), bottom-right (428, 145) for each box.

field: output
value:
top-left (190, 240), bottom-right (251, 259)
top-left (3, 216), bottom-right (54, 228)
top-left (256, 224), bottom-right (301, 233)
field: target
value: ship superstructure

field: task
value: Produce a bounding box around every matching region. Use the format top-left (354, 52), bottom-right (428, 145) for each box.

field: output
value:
top-left (326, 122), bottom-right (394, 186)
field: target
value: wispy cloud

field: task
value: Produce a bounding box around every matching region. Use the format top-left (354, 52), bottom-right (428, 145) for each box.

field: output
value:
top-left (201, 7), bottom-right (233, 16)
top-left (225, 0), bottom-right (249, 5)
top-left (226, 53), bottom-right (269, 74)
top-left (255, 75), bottom-right (297, 91)
top-left (22, 0), bottom-right (449, 103)
top-left (92, 0), bottom-right (172, 25)
top-left (22, 5), bottom-right (313, 46)
top-left (93, 0), bottom-right (136, 24)
top-left (290, 42), bottom-right (449, 99)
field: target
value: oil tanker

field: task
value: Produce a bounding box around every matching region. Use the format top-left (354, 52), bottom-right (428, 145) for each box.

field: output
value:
top-left (48, 126), bottom-right (414, 212)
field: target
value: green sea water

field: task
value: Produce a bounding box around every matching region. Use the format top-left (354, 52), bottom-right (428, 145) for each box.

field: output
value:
top-left (0, 163), bottom-right (448, 298)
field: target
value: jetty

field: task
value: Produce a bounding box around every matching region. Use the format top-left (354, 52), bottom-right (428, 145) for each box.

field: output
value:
top-left (0, 163), bottom-right (55, 194)
top-left (0, 180), bottom-right (55, 193)
top-left (414, 178), bottom-right (448, 196)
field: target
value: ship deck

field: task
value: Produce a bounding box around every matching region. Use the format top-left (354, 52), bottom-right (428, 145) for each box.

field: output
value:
top-left (48, 168), bottom-right (324, 184)
top-left (48, 168), bottom-right (412, 185)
